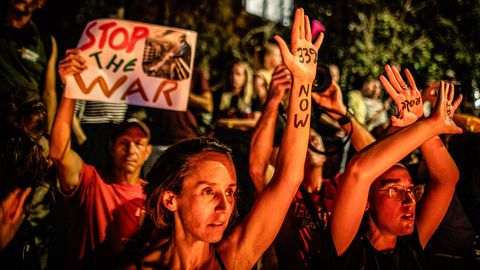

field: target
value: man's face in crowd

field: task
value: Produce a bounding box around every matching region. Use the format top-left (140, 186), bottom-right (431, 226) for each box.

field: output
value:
top-left (368, 165), bottom-right (417, 237)
top-left (111, 126), bottom-right (151, 175)
top-left (305, 129), bottom-right (326, 168)
top-left (172, 152), bottom-right (236, 243)
top-left (9, 0), bottom-right (45, 16)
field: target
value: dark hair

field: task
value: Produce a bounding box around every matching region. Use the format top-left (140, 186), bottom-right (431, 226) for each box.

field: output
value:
top-left (0, 132), bottom-right (48, 207)
top-left (0, 89), bottom-right (47, 140)
top-left (144, 137), bottom-right (234, 231)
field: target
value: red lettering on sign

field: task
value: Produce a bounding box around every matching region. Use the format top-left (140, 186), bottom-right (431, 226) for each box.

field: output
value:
top-left (78, 21), bottom-right (149, 53)
top-left (153, 80), bottom-right (178, 106)
top-left (109, 28), bottom-right (129, 51)
top-left (98, 22), bottom-right (117, 50)
top-left (78, 22), bottom-right (98, 51)
top-left (127, 27), bottom-right (149, 53)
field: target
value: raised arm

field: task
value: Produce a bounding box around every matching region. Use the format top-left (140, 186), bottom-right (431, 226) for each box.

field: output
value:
top-left (415, 81), bottom-right (461, 247)
top-left (249, 65), bottom-right (291, 192)
top-left (49, 49), bottom-right (87, 193)
top-left (312, 82), bottom-right (375, 151)
top-left (219, 8), bottom-right (324, 268)
top-left (188, 91), bottom-right (213, 113)
top-left (330, 66), bottom-right (463, 256)
top-left (43, 36), bottom-right (58, 134)
top-left (380, 66), bottom-right (462, 247)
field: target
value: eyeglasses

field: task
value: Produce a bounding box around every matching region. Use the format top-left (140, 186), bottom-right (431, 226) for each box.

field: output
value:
top-left (375, 185), bottom-right (425, 202)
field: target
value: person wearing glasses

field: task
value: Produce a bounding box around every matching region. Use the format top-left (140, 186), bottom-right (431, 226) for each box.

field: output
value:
top-left (328, 65), bottom-right (463, 269)
top-left (249, 63), bottom-right (377, 269)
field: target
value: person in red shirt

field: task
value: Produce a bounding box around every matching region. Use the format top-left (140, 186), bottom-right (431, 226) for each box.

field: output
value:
top-left (50, 49), bottom-right (152, 269)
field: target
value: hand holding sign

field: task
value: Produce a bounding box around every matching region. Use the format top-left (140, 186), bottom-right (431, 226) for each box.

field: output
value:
top-left (58, 49), bottom-right (87, 85)
top-left (65, 19), bottom-right (197, 111)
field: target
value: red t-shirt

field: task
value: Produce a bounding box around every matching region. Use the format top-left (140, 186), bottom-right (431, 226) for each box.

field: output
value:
top-left (63, 163), bottom-right (146, 269)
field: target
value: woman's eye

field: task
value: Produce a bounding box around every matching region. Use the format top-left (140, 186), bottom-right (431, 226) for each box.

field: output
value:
top-left (203, 189), bottom-right (214, 196)
top-left (225, 189), bottom-right (235, 197)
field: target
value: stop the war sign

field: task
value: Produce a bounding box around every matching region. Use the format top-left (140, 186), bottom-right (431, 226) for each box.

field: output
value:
top-left (65, 19), bottom-right (197, 111)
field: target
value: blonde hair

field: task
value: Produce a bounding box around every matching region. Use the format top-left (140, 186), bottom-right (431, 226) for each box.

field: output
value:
top-left (220, 61), bottom-right (254, 113)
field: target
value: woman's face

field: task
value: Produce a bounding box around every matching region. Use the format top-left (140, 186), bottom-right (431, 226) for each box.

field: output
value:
top-left (231, 64), bottom-right (247, 91)
top-left (368, 165), bottom-right (416, 237)
top-left (172, 152), bottom-right (236, 243)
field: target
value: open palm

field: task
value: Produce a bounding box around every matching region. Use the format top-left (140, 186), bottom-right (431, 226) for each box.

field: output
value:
top-left (380, 65), bottom-right (423, 127)
top-left (274, 8), bottom-right (324, 83)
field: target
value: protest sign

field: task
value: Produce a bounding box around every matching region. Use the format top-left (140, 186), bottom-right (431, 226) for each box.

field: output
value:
top-left (65, 19), bottom-right (197, 111)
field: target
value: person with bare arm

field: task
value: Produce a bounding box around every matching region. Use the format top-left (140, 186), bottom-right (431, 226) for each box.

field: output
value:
top-left (50, 48), bottom-right (153, 269)
top-left (329, 65), bottom-right (463, 269)
top-left (249, 63), bottom-right (376, 269)
top-left (121, 8), bottom-right (324, 269)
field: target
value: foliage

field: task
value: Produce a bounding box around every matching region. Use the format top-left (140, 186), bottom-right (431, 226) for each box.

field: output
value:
top-left (298, 0), bottom-right (480, 108)
top-left (40, 0), bottom-right (480, 106)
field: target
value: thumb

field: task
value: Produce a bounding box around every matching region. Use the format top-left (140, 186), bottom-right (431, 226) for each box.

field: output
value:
top-left (390, 116), bottom-right (403, 127)
top-left (274, 35), bottom-right (291, 65)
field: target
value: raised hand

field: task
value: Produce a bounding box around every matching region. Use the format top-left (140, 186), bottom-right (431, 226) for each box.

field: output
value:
top-left (274, 8), bottom-right (324, 82)
top-left (58, 49), bottom-right (87, 85)
top-left (429, 80), bottom-right (463, 135)
top-left (311, 81), bottom-right (347, 117)
top-left (380, 65), bottom-right (423, 127)
top-left (268, 65), bottom-right (292, 103)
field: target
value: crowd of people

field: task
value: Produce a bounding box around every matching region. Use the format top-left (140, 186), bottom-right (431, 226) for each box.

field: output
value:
top-left (1, 1), bottom-right (480, 269)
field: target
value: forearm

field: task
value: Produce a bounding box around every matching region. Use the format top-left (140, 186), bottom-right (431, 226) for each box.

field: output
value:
top-left (341, 116), bottom-right (375, 151)
top-left (189, 92), bottom-right (213, 112)
top-left (420, 136), bottom-right (459, 186)
top-left (249, 98), bottom-right (281, 192)
top-left (49, 95), bottom-right (83, 192)
top-left (273, 78), bottom-right (310, 190)
top-left (44, 35), bottom-right (58, 134)
top-left (50, 96), bottom-right (74, 161)
top-left (216, 113), bottom-right (260, 129)
top-left (72, 116), bottom-right (87, 146)
top-left (43, 89), bottom-right (57, 134)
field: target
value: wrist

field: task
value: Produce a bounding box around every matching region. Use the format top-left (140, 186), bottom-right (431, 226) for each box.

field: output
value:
top-left (421, 117), bottom-right (440, 135)
top-left (337, 111), bottom-right (352, 126)
top-left (331, 106), bottom-right (348, 121)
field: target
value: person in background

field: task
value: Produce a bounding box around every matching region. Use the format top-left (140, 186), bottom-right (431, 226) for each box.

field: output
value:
top-left (329, 65), bottom-right (463, 269)
top-left (0, 131), bottom-right (49, 269)
top-left (250, 64), bottom-right (376, 269)
top-left (0, 0), bottom-right (57, 134)
top-left (50, 48), bottom-right (152, 269)
top-left (213, 59), bottom-right (261, 218)
top-left (120, 9), bottom-right (323, 269)
top-left (143, 67), bottom-right (213, 176)
top-left (254, 43), bottom-right (283, 105)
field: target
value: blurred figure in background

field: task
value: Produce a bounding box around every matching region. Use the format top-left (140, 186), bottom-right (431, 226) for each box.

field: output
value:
top-left (254, 43), bottom-right (283, 105)
top-left (0, 0), bottom-right (57, 134)
top-left (214, 59), bottom-right (261, 218)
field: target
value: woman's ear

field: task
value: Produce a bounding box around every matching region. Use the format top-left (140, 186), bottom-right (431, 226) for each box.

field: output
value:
top-left (161, 191), bottom-right (177, 212)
